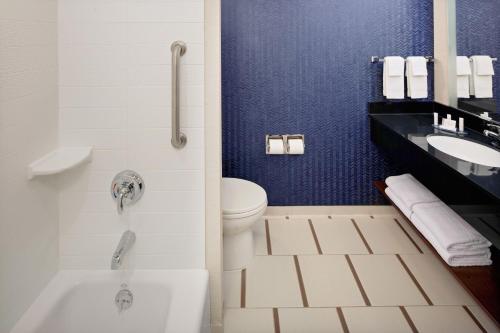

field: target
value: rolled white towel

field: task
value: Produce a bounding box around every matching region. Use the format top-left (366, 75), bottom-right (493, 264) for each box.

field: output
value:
top-left (413, 202), bottom-right (492, 252)
top-left (385, 174), bottom-right (440, 210)
top-left (385, 187), bottom-right (412, 219)
top-left (411, 213), bottom-right (492, 267)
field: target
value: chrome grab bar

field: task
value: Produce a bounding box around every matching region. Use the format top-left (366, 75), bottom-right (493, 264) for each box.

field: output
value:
top-left (171, 41), bottom-right (187, 149)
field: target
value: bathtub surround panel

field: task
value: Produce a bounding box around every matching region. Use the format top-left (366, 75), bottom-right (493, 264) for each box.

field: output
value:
top-left (222, 0), bottom-right (434, 205)
top-left (0, 1), bottom-right (59, 331)
top-left (58, 0), bottom-right (205, 269)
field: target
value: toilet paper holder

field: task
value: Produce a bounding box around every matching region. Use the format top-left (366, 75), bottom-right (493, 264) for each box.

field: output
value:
top-left (266, 134), bottom-right (305, 155)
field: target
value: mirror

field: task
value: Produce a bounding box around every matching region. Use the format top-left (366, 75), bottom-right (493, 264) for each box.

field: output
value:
top-left (454, 0), bottom-right (500, 123)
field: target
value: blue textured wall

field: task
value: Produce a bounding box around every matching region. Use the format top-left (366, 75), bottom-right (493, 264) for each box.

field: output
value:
top-left (456, 0), bottom-right (500, 107)
top-left (222, 0), bottom-right (434, 205)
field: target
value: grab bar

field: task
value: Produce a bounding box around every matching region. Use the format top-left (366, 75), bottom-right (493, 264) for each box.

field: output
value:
top-left (171, 41), bottom-right (187, 149)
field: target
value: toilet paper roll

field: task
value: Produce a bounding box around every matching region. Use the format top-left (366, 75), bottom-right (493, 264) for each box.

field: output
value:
top-left (268, 138), bottom-right (285, 154)
top-left (288, 138), bottom-right (304, 154)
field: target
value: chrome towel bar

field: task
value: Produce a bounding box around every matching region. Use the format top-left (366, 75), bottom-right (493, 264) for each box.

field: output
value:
top-left (171, 41), bottom-right (187, 149)
top-left (371, 56), bottom-right (434, 63)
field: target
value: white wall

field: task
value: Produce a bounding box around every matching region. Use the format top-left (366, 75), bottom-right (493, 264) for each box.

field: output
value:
top-left (0, 0), bottom-right (59, 331)
top-left (57, 0), bottom-right (205, 269)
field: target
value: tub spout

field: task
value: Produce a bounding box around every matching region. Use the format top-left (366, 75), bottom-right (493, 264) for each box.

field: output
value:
top-left (111, 230), bottom-right (136, 270)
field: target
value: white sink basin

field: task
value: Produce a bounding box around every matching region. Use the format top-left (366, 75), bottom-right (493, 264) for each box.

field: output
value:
top-left (426, 135), bottom-right (500, 168)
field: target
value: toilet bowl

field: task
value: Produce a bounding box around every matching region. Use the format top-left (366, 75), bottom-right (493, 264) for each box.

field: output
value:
top-left (222, 177), bottom-right (267, 271)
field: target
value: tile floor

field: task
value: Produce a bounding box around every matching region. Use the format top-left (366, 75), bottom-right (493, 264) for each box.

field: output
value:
top-left (223, 206), bottom-right (500, 333)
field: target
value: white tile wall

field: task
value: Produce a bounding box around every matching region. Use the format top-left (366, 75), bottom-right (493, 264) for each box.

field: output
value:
top-left (58, 0), bottom-right (205, 269)
top-left (0, 0), bottom-right (59, 331)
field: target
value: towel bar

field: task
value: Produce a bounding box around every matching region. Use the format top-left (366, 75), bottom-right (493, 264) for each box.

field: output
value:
top-left (468, 57), bottom-right (498, 62)
top-left (371, 56), bottom-right (434, 63)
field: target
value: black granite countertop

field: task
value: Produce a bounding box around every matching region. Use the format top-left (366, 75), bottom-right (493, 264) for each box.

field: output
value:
top-left (370, 113), bottom-right (500, 200)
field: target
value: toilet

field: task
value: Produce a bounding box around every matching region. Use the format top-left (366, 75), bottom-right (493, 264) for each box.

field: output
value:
top-left (222, 177), bottom-right (267, 271)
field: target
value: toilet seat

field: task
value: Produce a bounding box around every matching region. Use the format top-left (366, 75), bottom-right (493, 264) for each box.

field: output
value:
top-left (224, 201), bottom-right (267, 219)
top-left (222, 178), bottom-right (267, 218)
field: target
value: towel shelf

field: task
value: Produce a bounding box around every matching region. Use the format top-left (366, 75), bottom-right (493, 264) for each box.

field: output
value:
top-left (374, 180), bottom-right (500, 324)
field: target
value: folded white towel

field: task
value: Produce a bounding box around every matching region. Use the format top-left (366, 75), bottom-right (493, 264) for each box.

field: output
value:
top-left (411, 213), bottom-right (492, 267)
top-left (406, 57), bottom-right (428, 99)
top-left (383, 56), bottom-right (405, 99)
top-left (470, 56), bottom-right (494, 98)
top-left (385, 174), bottom-right (440, 210)
top-left (413, 202), bottom-right (492, 252)
top-left (385, 187), bottom-right (412, 219)
top-left (475, 56), bottom-right (495, 75)
top-left (457, 56), bottom-right (471, 98)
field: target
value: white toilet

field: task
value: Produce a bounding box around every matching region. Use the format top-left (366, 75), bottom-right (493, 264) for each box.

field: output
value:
top-left (222, 177), bottom-right (267, 271)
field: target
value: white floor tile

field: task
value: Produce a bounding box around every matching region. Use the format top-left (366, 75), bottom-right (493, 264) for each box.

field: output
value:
top-left (223, 270), bottom-right (242, 308)
top-left (392, 216), bottom-right (431, 253)
top-left (312, 216), bottom-right (369, 254)
top-left (253, 218), bottom-right (268, 256)
top-left (267, 217), bottom-right (318, 255)
top-left (299, 255), bottom-right (365, 307)
top-left (223, 208), bottom-right (494, 333)
top-left (405, 306), bottom-right (484, 333)
top-left (466, 305), bottom-right (500, 333)
top-left (224, 309), bottom-right (275, 333)
top-left (246, 256), bottom-right (303, 308)
top-left (401, 254), bottom-right (476, 305)
top-left (278, 308), bottom-right (344, 333)
top-left (342, 306), bottom-right (413, 333)
top-left (355, 216), bottom-right (421, 254)
top-left (350, 255), bottom-right (428, 306)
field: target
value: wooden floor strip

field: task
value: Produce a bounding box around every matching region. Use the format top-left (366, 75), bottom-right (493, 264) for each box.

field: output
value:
top-left (344, 255), bottom-right (371, 306)
top-left (273, 308), bottom-right (281, 333)
top-left (396, 254), bottom-right (433, 305)
top-left (399, 306), bottom-right (419, 333)
top-left (265, 219), bottom-right (272, 255)
top-left (293, 255), bottom-right (309, 307)
top-left (393, 218), bottom-right (423, 254)
top-left (336, 307), bottom-right (350, 333)
top-left (351, 218), bottom-right (373, 254)
top-left (308, 219), bottom-right (323, 255)
top-left (240, 268), bottom-right (246, 308)
top-left (463, 306), bottom-right (487, 333)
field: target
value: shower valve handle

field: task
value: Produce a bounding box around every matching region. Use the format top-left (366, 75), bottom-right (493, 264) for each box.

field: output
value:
top-left (111, 170), bottom-right (145, 215)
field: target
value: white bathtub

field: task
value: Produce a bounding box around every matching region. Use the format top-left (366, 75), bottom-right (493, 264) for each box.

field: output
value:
top-left (10, 270), bottom-right (210, 333)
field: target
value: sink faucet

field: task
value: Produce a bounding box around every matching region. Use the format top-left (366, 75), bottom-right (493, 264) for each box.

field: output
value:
top-left (111, 230), bottom-right (136, 270)
top-left (484, 123), bottom-right (500, 147)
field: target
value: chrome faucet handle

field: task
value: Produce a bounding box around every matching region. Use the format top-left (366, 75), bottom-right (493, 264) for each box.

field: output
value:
top-left (486, 123), bottom-right (500, 132)
top-left (117, 187), bottom-right (130, 214)
top-left (111, 170), bottom-right (145, 215)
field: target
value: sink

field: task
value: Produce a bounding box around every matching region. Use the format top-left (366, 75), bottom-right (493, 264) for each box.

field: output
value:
top-left (426, 135), bottom-right (500, 168)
